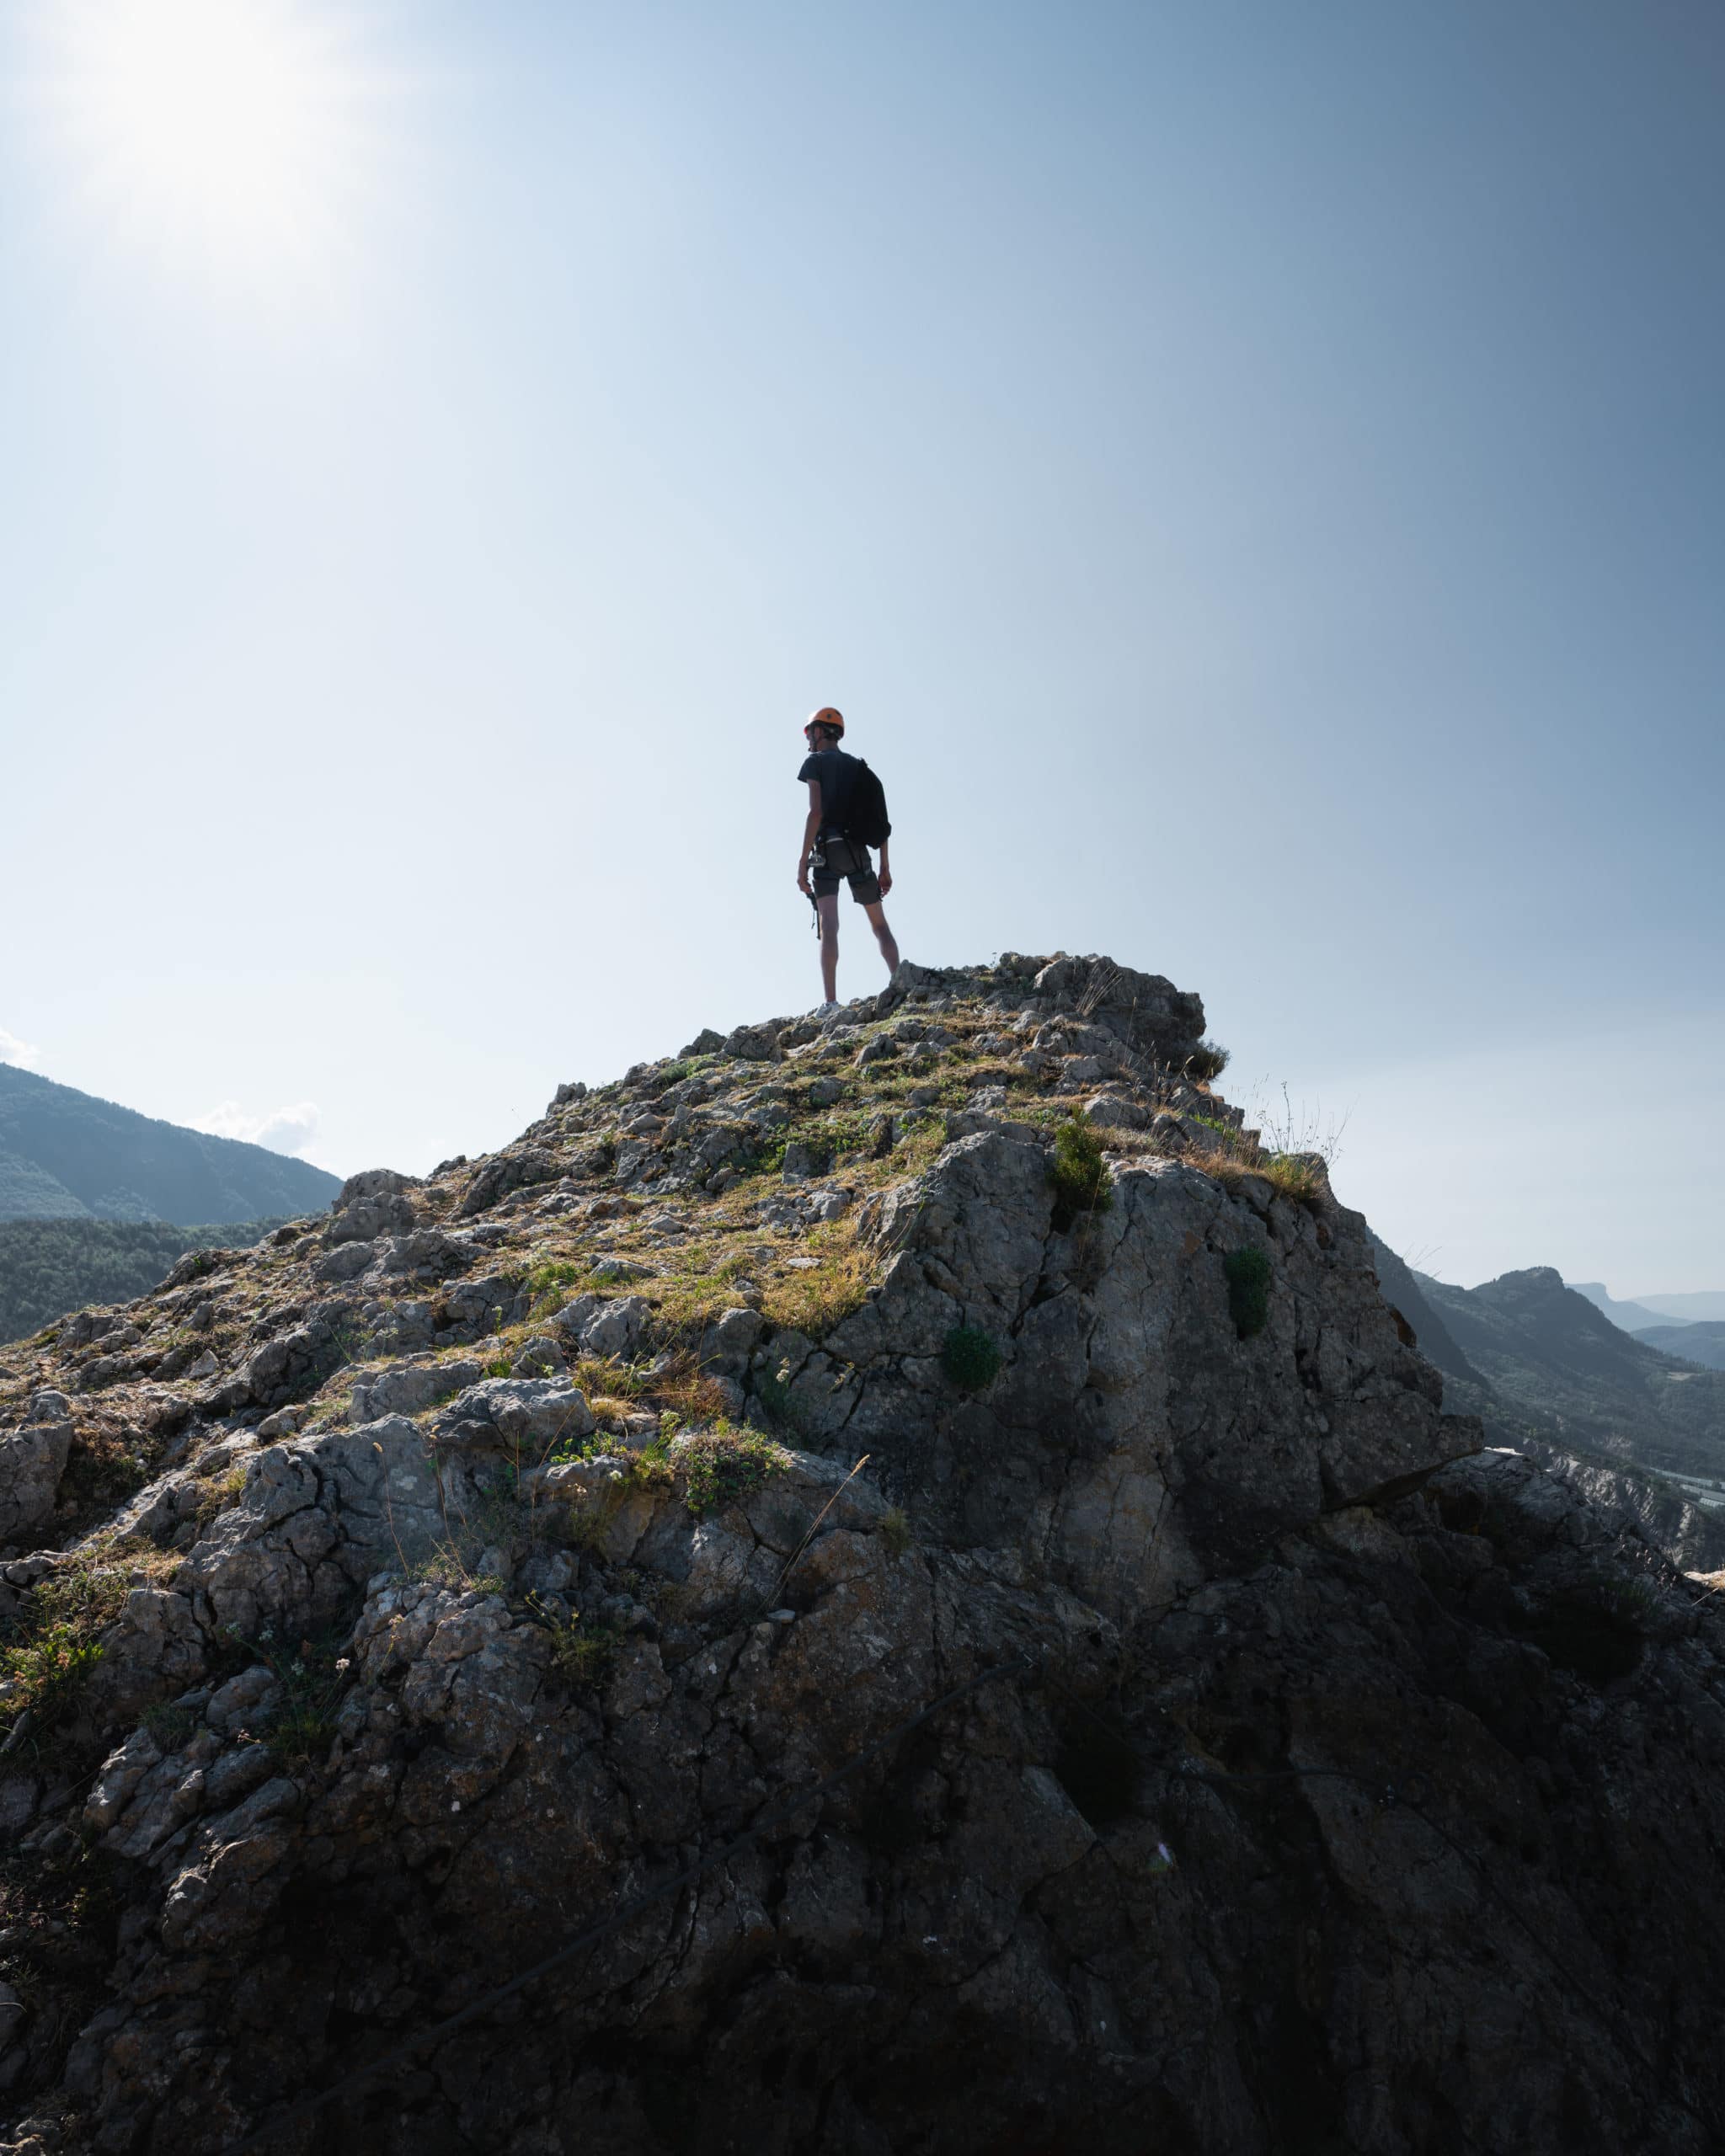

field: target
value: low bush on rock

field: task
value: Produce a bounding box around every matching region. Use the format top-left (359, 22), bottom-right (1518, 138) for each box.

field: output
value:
top-left (2, 1620), bottom-right (104, 1732)
top-left (56, 1421), bottom-right (155, 1522)
top-left (943, 1325), bottom-right (1002, 1392)
top-left (751, 1367), bottom-right (805, 1436)
top-left (1520, 1573), bottom-right (1658, 1684)
top-left (193, 1463), bottom-right (248, 1529)
top-left (1050, 1113), bottom-right (1112, 1225)
top-left (679, 1427), bottom-right (792, 1515)
top-left (1052, 1706), bottom-right (1140, 1828)
top-left (1224, 1247), bottom-right (1273, 1338)
top-left (533, 1603), bottom-right (622, 1689)
top-left (527, 1258), bottom-right (590, 1321)
top-left (1, 1561), bottom-right (131, 1747)
top-left (242, 1630), bottom-right (351, 1766)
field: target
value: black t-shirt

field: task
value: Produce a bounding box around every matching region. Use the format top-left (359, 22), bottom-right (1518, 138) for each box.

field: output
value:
top-left (798, 746), bottom-right (857, 836)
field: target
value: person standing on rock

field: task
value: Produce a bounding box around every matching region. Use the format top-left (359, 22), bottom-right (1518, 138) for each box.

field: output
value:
top-left (796, 706), bottom-right (900, 1012)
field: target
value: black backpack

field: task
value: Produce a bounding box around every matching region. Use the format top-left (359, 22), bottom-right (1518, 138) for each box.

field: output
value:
top-left (841, 757), bottom-right (892, 848)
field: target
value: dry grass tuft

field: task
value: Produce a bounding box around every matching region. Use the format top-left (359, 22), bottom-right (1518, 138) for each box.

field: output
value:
top-left (758, 1218), bottom-right (877, 1337)
top-left (568, 1352), bottom-right (649, 1400)
top-left (194, 1462), bottom-right (249, 1529)
top-left (1259, 1153), bottom-right (1327, 1207)
top-left (1185, 1144), bottom-right (1329, 1213)
top-left (645, 1240), bottom-right (755, 1338)
top-left (653, 1356), bottom-right (732, 1422)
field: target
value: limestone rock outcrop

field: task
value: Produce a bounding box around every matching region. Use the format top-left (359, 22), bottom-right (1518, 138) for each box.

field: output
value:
top-left (0, 953), bottom-right (1722, 2153)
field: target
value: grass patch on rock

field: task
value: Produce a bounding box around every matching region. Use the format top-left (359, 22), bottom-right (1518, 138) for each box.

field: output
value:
top-left (758, 1219), bottom-right (876, 1338)
top-left (0, 1561), bottom-right (131, 1748)
top-left (678, 1427), bottom-right (793, 1515)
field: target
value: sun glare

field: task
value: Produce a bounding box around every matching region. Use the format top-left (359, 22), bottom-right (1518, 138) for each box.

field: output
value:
top-left (30, 0), bottom-right (382, 286)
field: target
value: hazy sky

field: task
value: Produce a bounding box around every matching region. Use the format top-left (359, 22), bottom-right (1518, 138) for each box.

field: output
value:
top-left (2, 0), bottom-right (1719, 1294)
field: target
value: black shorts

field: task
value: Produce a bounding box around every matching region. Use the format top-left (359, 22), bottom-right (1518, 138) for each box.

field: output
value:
top-left (812, 835), bottom-right (881, 904)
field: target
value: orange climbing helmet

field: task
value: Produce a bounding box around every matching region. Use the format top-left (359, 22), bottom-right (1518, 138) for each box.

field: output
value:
top-left (804, 706), bottom-right (845, 739)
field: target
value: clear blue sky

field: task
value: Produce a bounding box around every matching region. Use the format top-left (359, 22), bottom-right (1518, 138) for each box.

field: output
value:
top-left (2, 0), bottom-right (1719, 1294)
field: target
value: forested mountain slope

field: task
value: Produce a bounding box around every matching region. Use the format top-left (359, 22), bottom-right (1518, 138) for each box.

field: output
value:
top-left (1637, 1321), bottom-right (1725, 1370)
top-left (0, 1219), bottom-right (286, 1346)
top-left (0, 1064), bottom-right (338, 1225)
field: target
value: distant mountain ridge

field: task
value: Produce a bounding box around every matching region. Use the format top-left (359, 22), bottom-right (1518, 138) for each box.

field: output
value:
top-left (1370, 1244), bottom-right (1725, 1568)
top-left (0, 1062), bottom-right (339, 1225)
top-left (1637, 1321), bottom-right (1725, 1372)
top-left (1375, 1247), bottom-right (1725, 1476)
top-left (1567, 1279), bottom-right (1692, 1333)
top-left (1631, 1290), bottom-right (1725, 1324)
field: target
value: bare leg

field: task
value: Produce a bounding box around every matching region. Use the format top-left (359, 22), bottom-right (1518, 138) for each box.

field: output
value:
top-left (817, 894), bottom-right (840, 1002)
top-left (862, 900), bottom-right (900, 975)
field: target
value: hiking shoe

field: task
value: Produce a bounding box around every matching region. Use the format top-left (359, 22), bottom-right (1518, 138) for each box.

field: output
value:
top-left (814, 1001), bottom-right (841, 1019)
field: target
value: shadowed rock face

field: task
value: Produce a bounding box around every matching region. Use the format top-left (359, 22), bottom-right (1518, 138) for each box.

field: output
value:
top-left (1, 954), bottom-right (1722, 2156)
top-left (816, 1128), bottom-right (1470, 1603)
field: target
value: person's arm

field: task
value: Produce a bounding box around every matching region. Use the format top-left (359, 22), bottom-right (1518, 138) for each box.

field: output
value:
top-left (876, 834), bottom-right (892, 899)
top-left (797, 780), bottom-right (822, 894)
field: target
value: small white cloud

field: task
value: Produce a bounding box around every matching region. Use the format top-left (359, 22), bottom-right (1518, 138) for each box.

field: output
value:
top-left (0, 1027), bottom-right (41, 1069)
top-left (195, 1098), bottom-right (329, 1167)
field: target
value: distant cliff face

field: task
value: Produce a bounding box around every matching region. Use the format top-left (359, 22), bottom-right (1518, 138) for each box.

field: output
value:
top-left (3, 954), bottom-right (1724, 2156)
top-left (0, 1063), bottom-right (339, 1225)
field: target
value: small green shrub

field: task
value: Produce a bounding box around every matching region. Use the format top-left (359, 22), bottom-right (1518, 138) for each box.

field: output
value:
top-left (527, 1258), bottom-right (590, 1321)
top-left (1185, 1040), bottom-right (1231, 1081)
top-left (680, 1428), bottom-right (793, 1515)
top-left (942, 1326), bottom-right (1002, 1393)
top-left (0, 1561), bottom-right (130, 1742)
top-left (228, 1628), bottom-right (352, 1768)
top-left (542, 1612), bottom-right (622, 1689)
top-left (1052, 1709), bottom-right (1139, 1828)
top-left (1224, 1247), bottom-right (1273, 1339)
top-left (1524, 1588), bottom-right (1647, 1684)
top-left (880, 1505), bottom-right (912, 1558)
top-left (2, 1623), bottom-right (105, 1727)
top-left (752, 1368), bottom-right (806, 1436)
top-left (1050, 1113), bottom-right (1112, 1222)
top-left (143, 1700), bottom-right (198, 1750)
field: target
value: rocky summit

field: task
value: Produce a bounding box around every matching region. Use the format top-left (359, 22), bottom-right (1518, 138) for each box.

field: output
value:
top-left (2, 953), bottom-right (1723, 2155)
